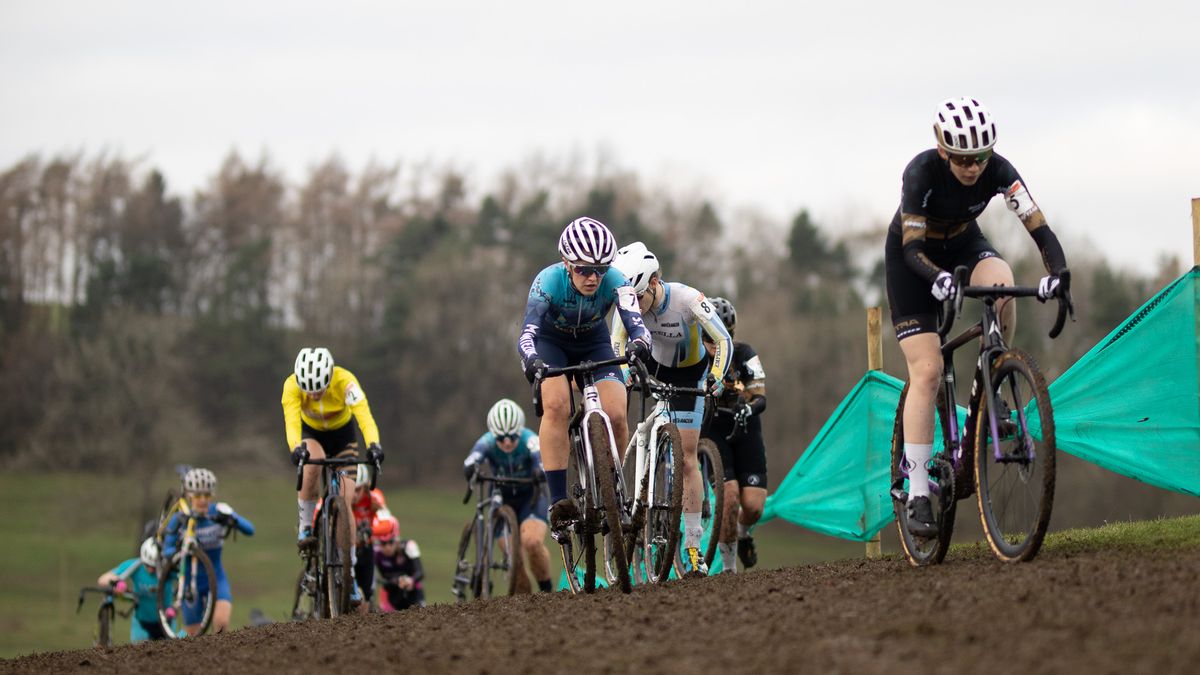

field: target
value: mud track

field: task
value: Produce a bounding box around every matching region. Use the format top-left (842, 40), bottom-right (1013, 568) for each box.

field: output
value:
top-left (7, 542), bottom-right (1199, 674)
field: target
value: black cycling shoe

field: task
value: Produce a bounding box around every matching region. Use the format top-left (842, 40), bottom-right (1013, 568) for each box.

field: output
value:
top-left (905, 496), bottom-right (939, 538)
top-left (737, 535), bottom-right (758, 569)
top-left (548, 499), bottom-right (580, 543)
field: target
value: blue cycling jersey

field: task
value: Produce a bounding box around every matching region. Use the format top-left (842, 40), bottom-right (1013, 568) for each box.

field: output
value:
top-left (464, 428), bottom-right (544, 504)
top-left (162, 503), bottom-right (254, 559)
top-left (518, 263), bottom-right (648, 364)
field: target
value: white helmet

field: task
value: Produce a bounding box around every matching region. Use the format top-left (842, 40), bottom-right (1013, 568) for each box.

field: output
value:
top-left (933, 97), bottom-right (997, 154)
top-left (182, 467), bottom-right (217, 494)
top-left (487, 398), bottom-right (525, 437)
top-left (558, 217), bottom-right (616, 265)
top-left (612, 241), bottom-right (659, 295)
top-left (294, 347), bottom-right (334, 393)
top-left (140, 537), bottom-right (159, 567)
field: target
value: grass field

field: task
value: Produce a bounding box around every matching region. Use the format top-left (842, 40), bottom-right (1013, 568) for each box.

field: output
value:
top-left (0, 472), bottom-right (863, 658)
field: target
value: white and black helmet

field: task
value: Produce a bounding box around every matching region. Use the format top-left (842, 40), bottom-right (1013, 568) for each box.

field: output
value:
top-left (140, 537), bottom-right (160, 567)
top-left (612, 241), bottom-right (660, 295)
top-left (294, 347), bottom-right (334, 393)
top-left (710, 297), bottom-right (737, 330)
top-left (487, 398), bottom-right (525, 437)
top-left (933, 97), bottom-right (997, 154)
top-left (182, 467), bottom-right (217, 494)
top-left (558, 217), bottom-right (616, 265)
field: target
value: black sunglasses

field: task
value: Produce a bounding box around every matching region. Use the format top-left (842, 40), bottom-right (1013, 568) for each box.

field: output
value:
top-left (497, 433), bottom-right (519, 443)
top-left (946, 149), bottom-right (993, 167)
top-left (571, 264), bottom-right (609, 278)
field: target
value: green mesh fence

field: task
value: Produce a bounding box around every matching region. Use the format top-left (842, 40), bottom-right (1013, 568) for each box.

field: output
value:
top-left (762, 267), bottom-right (1200, 540)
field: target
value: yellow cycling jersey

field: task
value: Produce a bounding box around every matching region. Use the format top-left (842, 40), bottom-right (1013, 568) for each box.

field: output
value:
top-left (281, 366), bottom-right (381, 451)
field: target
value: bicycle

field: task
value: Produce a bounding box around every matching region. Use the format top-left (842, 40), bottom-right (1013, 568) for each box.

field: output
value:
top-left (76, 584), bottom-right (135, 648)
top-left (891, 265), bottom-right (1073, 565)
top-left (451, 469), bottom-right (533, 601)
top-left (292, 452), bottom-right (382, 620)
top-left (152, 491), bottom-right (219, 637)
top-left (532, 354), bottom-right (633, 594)
top-left (610, 364), bottom-right (703, 585)
top-left (683, 438), bottom-right (725, 574)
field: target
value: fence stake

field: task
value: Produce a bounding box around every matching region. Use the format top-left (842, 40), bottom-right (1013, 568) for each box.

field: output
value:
top-left (1192, 198), bottom-right (1199, 266)
top-left (866, 307), bottom-right (883, 559)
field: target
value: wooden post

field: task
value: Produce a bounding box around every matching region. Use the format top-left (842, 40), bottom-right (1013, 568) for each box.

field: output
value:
top-left (1192, 198), bottom-right (1200, 266)
top-left (865, 307), bottom-right (883, 559)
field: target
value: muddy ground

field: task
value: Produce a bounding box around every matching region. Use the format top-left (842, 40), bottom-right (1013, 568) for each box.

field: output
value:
top-left (6, 540), bottom-right (1199, 675)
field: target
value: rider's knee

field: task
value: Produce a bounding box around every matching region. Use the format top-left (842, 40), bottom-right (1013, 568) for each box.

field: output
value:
top-left (908, 358), bottom-right (941, 390)
top-left (541, 395), bottom-right (570, 420)
top-left (742, 503), bottom-right (763, 522)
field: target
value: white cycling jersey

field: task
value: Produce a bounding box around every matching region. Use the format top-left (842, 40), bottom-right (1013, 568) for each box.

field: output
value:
top-left (611, 281), bottom-right (732, 381)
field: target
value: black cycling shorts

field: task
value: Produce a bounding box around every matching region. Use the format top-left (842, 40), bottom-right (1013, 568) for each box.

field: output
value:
top-left (301, 417), bottom-right (361, 458)
top-left (884, 222), bottom-right (1001, 339)
top-left (703, 414), bottom-right (768, 489)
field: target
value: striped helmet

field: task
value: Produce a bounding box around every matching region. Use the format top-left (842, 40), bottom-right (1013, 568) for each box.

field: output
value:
top-left (558, 217), bottom-right (616, 265)
top-left (182, 467), bottom-right (217, 494)
top-left (612, 241), bottom-right (660, 295)
top-left (294, 347), bottom-right (334, 393)
top-left (487, 398), bottom-right (525, 437)
top-left (933, 97), bottom-right (997, 154)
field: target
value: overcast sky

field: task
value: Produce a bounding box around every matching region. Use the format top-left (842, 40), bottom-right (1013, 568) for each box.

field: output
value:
top-left (3, 1), bottom-right (1198, 274)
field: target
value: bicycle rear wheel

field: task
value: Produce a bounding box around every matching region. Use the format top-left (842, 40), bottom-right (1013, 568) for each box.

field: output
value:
top-left (675, 440), bottom-right (725, 575)
top-left (323, 498), bottom-right (354, 617)
top-left (974, 349), bottom-right (1056, 563)
top-left (891, 382), bottom-right (957, 566)
top-left (645, 424), bottom-right (684, 583)
top-left (157, 545), bottom-right (217, 636)
top-left (590, 416), bottom-right (631, 593)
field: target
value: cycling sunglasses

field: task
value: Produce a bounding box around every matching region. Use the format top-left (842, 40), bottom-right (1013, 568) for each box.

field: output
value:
top-left (570, 264), bottom-right (609, 278)
top-left (496, 433), bottom-right (519, 443)
top-left (946, 149), bottom-right (993, 167)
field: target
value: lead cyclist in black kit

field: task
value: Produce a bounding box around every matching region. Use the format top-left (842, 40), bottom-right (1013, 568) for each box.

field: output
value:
top-left (885, 97), bottom-right (1070, 536)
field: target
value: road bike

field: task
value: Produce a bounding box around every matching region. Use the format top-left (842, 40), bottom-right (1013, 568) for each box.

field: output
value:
top-left (152, 491), bottom-right (219, 636)
top-left (609, 364), bottom-right (704, 584)
top-left (77, 584), bottom-right (135, 648)
top-left (451, 468), bottom-right (533, 601)
top-left (292, 452), bottom-right (382, 619)
top-left (891, 266), bottom-right (1073, 565)
top-left (533, 354), bottom-right (633, 594)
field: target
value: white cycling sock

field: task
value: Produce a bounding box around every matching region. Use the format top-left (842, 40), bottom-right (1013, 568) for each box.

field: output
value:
top-left (737, 521), bottom-right (750, 539)
top-left (683, 512), bottom-right (702, 549)
top-left (904, 442), bottom-right (933, 500)
top-left (718, 542), bottom-right (737, 572)
top-left (298, 500), bottom-right (317, 530)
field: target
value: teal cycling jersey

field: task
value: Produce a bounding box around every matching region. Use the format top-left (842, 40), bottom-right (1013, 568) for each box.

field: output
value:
top-left (463, 428), bottom-right (544, 503)
top-left (110, 558), bottom-right (160, 625)
top-left (518, 263), bottom-right (648, 364)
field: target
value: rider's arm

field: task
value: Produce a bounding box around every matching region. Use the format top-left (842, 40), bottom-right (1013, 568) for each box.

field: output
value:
top-left (281, 376), bottom-right (305, 452)
top-left (743, 350), bottom-right (768, 415)
top-left (222, 505), bottom-right (255, 536)
top-left (517, 273), bottom-right (554, 367)
top-left (899, 213), bottom-right (944, 284)
top-left (613, 284), bottom-right (649, 344)
top-left (527, 432), bottom-right (546, 482)
top-left (690, 294), bottom-right (733, 382)
top-left (463, 438), bottom-right (488, 478)
top-left (1004, 179), bottom-right (1068, 274)
top-left (341, 369), bottom-right (381, 447)
top-left (161, 513), bottom-right (181, 558)
top-left (405, 541), bottom-right (424, 584)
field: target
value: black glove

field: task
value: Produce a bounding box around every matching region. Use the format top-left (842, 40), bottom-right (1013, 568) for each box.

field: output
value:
top-left (628, 337), bottom-right (651, 365)
top-left (368, 443), bottom-right (384, 465)
top-left (290, 445), bottom-right (309, 466)
top-left (214, 502), bottom-right (235, 526)
top-left (523, 357), bottom-right (547, 383)
top-left (464, 461), bottom-right (479, 481)
top-left (734, 403), bottom-right (753, 425)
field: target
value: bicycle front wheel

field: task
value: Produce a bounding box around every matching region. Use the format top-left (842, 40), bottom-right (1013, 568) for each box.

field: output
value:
top-left (323, 498), bottom-right (354, 616)
top-left (157, 545), bottom-right (216, 637)
top-left (974, 348), bottom-right (1056, 563)
top-left (485, 505), bottom-right (522, 598)
top-left (96, 603), bottom-right (114, 648)
top-left (291, 553), bottom-right (321, 621)
top-left (590, 416), bottom-right (631, 593)
top-left (452, 520), bottom-right (479, 601)
top-left (645, 423), bottom-right (684, 583)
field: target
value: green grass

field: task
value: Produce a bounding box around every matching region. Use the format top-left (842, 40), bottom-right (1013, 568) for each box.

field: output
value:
top-left (0, 472), bottom-right (860, 658)
top-left (924, 514), bottom-right (1200, 562)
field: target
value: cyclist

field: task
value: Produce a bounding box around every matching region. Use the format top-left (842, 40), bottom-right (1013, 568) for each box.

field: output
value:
top-left (96, 538), bottom-right (172, 643)
top-left (282, 346), bottom-right (385, 607)
top-left (697, 297), bottom-right (768, 573)
top-left (372, 516), bottom-right (425, 611)
top-left (611, 241), bottom-right (732, 577)
top-left (517, 217), bottom-right (652, 541)
top-left (160, 467), bottom-right (255, 635)
top-left (886, 97), bottom-right (1069, 536)
top-left (462, 398), bottom-right (553, 593)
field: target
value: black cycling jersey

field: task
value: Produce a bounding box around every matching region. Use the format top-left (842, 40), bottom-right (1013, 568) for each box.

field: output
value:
top-left (888, 149), bottom-right (1024, 239)
top-left (715, 342), bottom-right (766, 414)
top-left (706, 341), bottom-right (768, 489)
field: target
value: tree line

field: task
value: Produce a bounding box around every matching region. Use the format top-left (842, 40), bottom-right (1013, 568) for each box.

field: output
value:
top-left (0, 150), bottom-right (1187, 523)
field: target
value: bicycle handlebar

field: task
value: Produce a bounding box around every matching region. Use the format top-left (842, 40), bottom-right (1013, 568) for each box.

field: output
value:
top-left (295, 455), bottom-right (381, 492)
top-left (937, 265), bottom-right (1074, 340)
top-left (531, 354), bottom-right (634, 417)
top-left (462, 473), bottom-right (539, 503)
